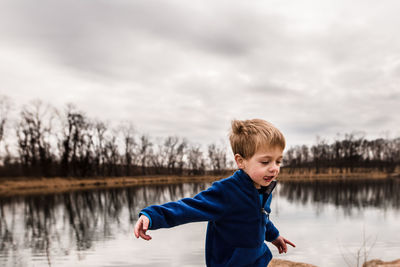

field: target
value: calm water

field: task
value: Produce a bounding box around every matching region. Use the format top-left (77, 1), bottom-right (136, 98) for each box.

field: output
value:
top-left (1, 178), bottom-right (399, 267)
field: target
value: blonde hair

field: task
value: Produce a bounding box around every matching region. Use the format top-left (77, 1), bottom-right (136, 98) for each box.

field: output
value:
top-left (229, 119), bottom-right (285, 159)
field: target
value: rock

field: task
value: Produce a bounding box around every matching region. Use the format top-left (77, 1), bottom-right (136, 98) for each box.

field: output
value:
top-left (269, 259), bottom-right (318, 267)
top-left (363, 259), bottom-right (400, 267)
top-left (268, 258), bottom-right (400, 267)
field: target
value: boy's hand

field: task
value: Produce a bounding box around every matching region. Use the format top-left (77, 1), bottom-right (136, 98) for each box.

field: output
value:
top-left (272, 236), bottom-right (295, 254)
top-left (134, 215), bottom-right (152, 241)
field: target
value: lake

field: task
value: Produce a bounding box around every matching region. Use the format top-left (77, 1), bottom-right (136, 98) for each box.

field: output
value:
top-left (1, 178), bottom-right (399, 267)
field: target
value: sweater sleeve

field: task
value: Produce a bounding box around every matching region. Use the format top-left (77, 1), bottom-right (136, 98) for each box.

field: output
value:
top-left (264, 194), bottom-right (279, 242)
top-left (265, 220), bottom-right (280, 242)
top-left (139, 181), bottom-right (227, 230)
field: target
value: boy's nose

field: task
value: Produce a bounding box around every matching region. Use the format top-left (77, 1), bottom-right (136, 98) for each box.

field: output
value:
top-left (268, 164), bottom-right (279, 174)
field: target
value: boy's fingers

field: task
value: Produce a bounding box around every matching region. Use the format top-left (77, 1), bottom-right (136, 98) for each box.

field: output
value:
top-left (139, 230), bottom-right (148, 240)
top-left (277, 243), bottom-right (282, 253)
top-left (285, 239), bottom-right (296, 248)
top-left (134, 219), bottom-right (142, 238)
top-left (283, 243), bottom-right (287, 253)
top-left (139, 229), bottom-right (152, 240)
top-left (134, 217), bottom-right (152, 241)
top-left (134, 222), bottom-right (139, 238)
top-left (143, 217), bottom-right (149, 231)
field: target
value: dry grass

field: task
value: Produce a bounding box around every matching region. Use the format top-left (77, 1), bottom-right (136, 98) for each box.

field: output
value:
top-left (0, 170), bottom-right (397, 197)
top-left (363, 259), bottom-right (400, 267)
top-left (269, 259), bottom-right (318, 267)
top-left (0, 175), bottom-right (224, 197)
top-left (270, 258), bottom-right (400, 267)
top-left (278, 171), bottom-right (395, 181)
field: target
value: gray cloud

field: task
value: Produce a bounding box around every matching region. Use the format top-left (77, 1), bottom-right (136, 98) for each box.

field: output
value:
top-left (1, 0), bottom-right (400, 149)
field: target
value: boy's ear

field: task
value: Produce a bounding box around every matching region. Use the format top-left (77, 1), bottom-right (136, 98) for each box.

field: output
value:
top-left (234, 154), bottom-right (245, 169)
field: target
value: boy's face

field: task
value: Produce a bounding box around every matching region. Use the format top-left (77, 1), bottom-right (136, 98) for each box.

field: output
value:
top-left (235, 146), bottom-right (283, 189)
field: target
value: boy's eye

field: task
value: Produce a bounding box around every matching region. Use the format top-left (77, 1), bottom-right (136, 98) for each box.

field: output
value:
top-left (261, 162), bottom-right (269, 165)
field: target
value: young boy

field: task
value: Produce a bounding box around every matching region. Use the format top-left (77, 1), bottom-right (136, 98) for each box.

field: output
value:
top-left (134, 119), bottom-right (295, 266)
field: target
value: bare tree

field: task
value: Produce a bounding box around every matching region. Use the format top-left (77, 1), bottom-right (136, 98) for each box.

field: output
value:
top-left (103, 131), bottom-right (120, 177)
top-left (58, 104), bottom-right (92, 177)
top-left (137, 135), bottom-right (152, 175)
top-left (119, 122), bottom-right (137, 176)
top-left (0, 96), bottom-right (12, 166)
top-left (283, 148), bottom-right (295, 174)
top-left (0, 95), bottom-right (11, 145)
top-left (16, 100), bottom-right (54, 176)
top-left (162, 136), bottom-right (187, 175)
top-left (208, 143), bottom-right (227, 175)
top-left (187, 144), bottom-right (206, 175)
top-left (175, 138), bottom-right (187, 175)
top-left (149, 138), bottom-right (166, 173)
top-left (93, 120), bottom-right (107, 176)
top-left (164, 136), bottom-right (179, 174)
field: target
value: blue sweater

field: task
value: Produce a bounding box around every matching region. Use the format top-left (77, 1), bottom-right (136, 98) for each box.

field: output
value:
top-left (140, 169), bottom-right (280, 266)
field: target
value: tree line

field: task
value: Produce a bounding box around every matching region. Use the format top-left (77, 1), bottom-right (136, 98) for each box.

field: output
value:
top-left (283, 134), bottom-right (400, 174)
top-left (0, 96), bottom-right (230, 178)
top-left (0, 95), bottom-right (399, 178)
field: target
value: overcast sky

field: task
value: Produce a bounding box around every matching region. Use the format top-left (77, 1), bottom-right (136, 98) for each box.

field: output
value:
top-left (1, 0), bottom-right (399, 150)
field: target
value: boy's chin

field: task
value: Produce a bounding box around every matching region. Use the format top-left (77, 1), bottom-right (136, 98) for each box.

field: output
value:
top-left (262, 177), bottom-right (275, 185)
top-left (262, 181), bottom-right (273, 186)
top-left (254, 180), bottom-right (274, 188)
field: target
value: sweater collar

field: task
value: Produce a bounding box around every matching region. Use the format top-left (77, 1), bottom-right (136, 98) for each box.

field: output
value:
top-left (234, 169), bottom-right (277, 195)
top-left (233, 169), bottom-right (258, 196)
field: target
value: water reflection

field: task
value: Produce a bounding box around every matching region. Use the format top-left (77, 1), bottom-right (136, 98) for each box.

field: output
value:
top-left (0, 178), bottom-right (399, 266)
top-left (0, 183), bottom-right (210, 265)
top-left (279, 178), bottom-right (400, 215)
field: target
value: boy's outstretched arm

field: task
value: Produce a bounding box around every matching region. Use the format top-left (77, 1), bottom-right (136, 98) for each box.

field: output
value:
top-left (272, 236), bottom-right (295, 254)
top-left (137, 182), bottom-right (227, 231)
top-left (134, 215), bottom-right (152, 241)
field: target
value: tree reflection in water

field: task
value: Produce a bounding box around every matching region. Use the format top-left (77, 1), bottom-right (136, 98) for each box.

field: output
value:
top-left (0, 179), bottom-right (399, 265)
top-left (0, 182), bottom-right (209, 264)
top-left (278, 178), bottom-right (400, 215)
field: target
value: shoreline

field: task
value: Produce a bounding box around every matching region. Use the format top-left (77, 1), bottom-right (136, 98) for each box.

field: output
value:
top-left (0, 175), bottom-right (226, 197)
top-left (269, 258), bottom-right (400, 267)
top-left (0, 171), bottom-right (398, 197)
